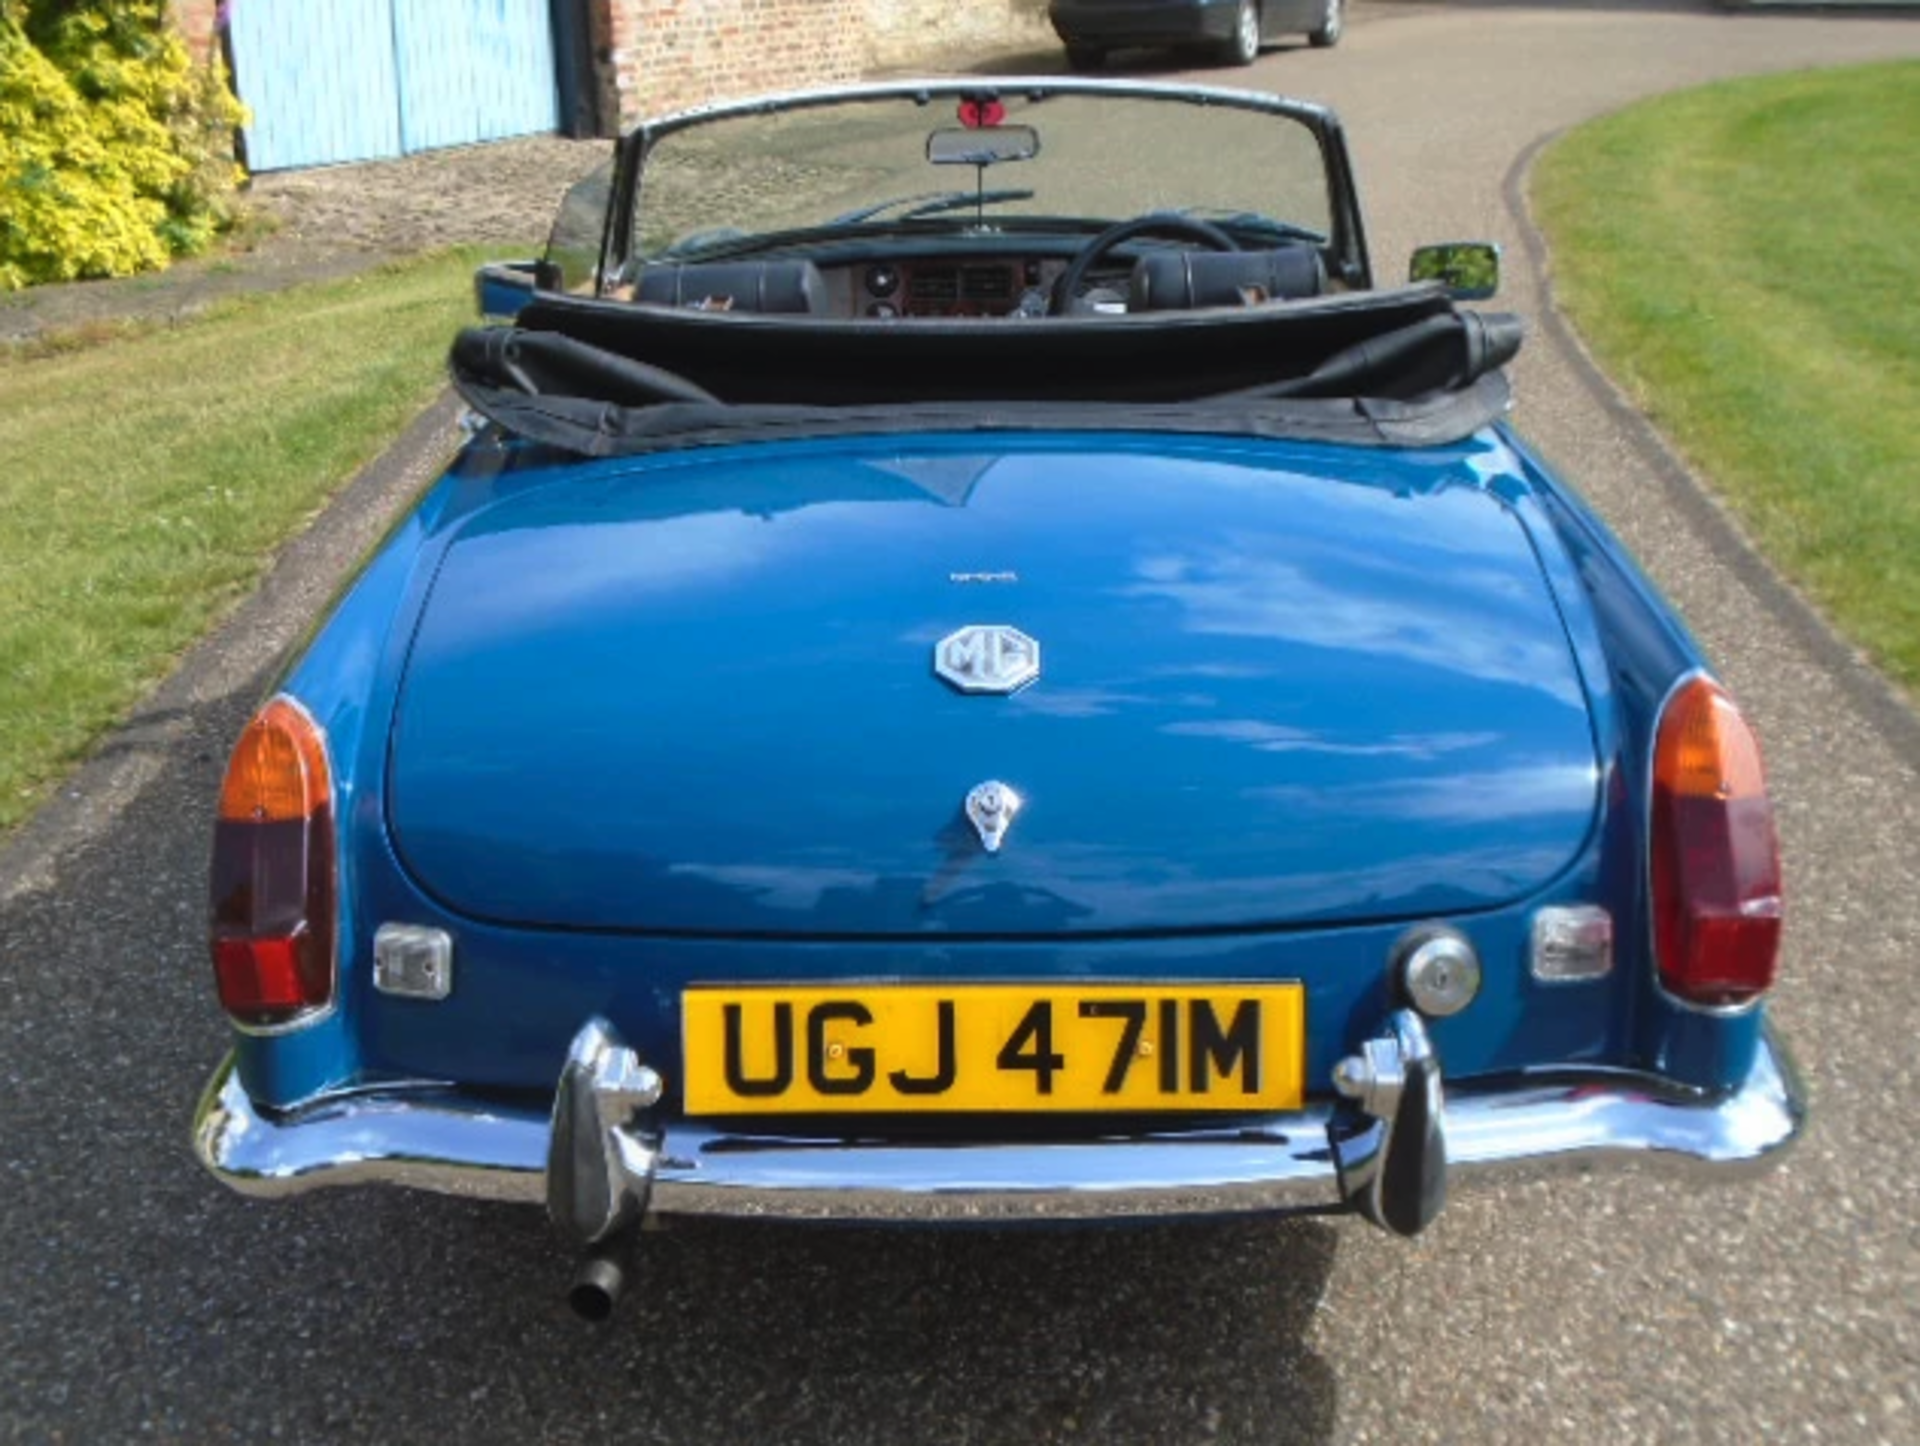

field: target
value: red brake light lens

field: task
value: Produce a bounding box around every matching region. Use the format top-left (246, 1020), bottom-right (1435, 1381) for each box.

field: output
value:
top-left (209, 698), bottom-right (336, 1028)
top-left (1650, 678), bottom-right (1782, 1007)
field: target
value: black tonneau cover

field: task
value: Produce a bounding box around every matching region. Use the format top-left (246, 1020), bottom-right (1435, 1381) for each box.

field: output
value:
top-left (450, 284), bottom-right (1524, 458)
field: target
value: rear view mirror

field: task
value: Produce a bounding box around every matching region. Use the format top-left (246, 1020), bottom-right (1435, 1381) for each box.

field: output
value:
top-left (926, 125), bottom-right (1040, 167)
top-left (1409, 242), bottom-right (1501, 300)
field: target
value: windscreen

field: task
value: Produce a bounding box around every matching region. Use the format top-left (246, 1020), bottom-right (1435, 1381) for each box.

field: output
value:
top-left (632, 92), bottom-right (1335, 260)
top-left (543, 154), bottom-right (616, 293)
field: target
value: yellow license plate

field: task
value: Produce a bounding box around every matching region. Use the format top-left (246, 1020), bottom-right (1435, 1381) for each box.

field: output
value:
top-left (681, 983), bottom-right (1304, 1116)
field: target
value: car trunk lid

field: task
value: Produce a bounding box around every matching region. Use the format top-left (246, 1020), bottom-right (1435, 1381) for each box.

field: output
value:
top-left (388, 436), bottom-right (1598, 937)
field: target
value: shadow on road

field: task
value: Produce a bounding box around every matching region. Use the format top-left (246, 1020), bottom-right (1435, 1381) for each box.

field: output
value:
top-left (322, 1201), bottom-right (1342, 1443)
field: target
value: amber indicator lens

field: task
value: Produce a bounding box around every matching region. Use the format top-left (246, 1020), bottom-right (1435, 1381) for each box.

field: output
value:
top-left (219, 698), bottom-right (331, 822)
top-left (1650, 679), bottom-right (1782, 1007)
top-left (209, 698), bottom-right (335, 1027)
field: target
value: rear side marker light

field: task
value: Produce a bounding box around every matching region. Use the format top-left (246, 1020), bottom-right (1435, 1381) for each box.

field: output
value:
top-left (374, 924), bottom-right (454, 1001)
top-left (1651, 677), bottom-right (1783, 1008)
top-left (1531, 906), bottom-right (1613, 982)
top-left (208, 697), bottom-right (336, 1030)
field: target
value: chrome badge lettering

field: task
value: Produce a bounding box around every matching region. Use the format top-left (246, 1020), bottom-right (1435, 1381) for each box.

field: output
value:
top-left (964, 781), bottom-right (1022, 854)
top-left (934, 624), bottom-right (1040, 695)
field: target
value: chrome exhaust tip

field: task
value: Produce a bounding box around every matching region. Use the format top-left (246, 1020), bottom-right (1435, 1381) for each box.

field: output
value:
top-left (568, 1249), bottom-right (628, 1322)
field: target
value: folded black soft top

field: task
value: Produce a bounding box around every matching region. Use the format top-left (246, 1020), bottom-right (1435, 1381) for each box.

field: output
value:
top-left (449, 284), bottom-right (1525, 458)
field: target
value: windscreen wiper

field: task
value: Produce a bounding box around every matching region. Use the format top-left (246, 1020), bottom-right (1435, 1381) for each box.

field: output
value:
top-left (830, 188), bottom-right (1036, 224)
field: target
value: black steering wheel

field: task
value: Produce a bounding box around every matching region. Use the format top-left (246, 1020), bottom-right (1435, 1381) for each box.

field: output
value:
top-left (1049, 213), bottom-right (1241, 316)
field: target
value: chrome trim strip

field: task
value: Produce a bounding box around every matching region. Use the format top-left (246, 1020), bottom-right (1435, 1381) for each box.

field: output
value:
top-left (636, 77), bottom-right (1340, 143)
top-left (191, 1062), bottom-right (547, 1204)
top-left (653, 1123), bottom-right (1342, 1220)
top-left (193, 1026), bottom-right (1805, 1221)
top-left (1449, 1026), bottom-right (1805, 1179)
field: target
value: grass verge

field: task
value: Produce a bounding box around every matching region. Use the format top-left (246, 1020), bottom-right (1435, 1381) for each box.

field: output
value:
top-left (0, 247), bottom-right (501, 834)
top-left (1532, 60), bottom-right (1920, 688)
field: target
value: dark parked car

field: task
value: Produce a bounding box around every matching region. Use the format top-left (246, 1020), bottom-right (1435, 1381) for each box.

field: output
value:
top-left (1050, 0), bottom-right (1343, 68)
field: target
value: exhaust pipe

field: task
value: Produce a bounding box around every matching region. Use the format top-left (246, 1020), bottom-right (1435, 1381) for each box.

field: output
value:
top-left (568, 1241), bottom-right (631, 1322)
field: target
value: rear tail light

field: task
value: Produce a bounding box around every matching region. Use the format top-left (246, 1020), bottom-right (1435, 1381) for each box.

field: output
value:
top-left (208, 697), bottom-right (336, 1028)
top-left (1650, 677), bottom-right (1782, 1007)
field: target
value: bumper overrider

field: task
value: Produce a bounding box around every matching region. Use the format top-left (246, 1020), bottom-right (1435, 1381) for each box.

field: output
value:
top-left (194, 1011), bottom-right (1806, 1241)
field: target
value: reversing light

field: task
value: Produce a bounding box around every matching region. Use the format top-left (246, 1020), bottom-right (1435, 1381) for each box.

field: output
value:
top-left (208, 697), bottom-right (336, 1029)
top-left (1531, 906), bottom-right (1613, 982)
top-left (1650, 677), bottom-right (1782, 1008)
top-left (373, 923), bottom-right (454, 1001)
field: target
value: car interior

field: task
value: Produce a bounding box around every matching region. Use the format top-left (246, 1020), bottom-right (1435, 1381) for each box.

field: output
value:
top-left (623, 241), bottom-right (1329, 321)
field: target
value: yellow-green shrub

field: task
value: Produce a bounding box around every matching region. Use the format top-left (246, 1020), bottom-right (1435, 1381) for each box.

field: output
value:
top-left (0, 1), bottom-right (246, 289)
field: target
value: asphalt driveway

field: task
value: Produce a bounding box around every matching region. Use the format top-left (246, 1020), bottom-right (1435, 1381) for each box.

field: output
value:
top-left (6, 4), bottom-right (1920, 1443)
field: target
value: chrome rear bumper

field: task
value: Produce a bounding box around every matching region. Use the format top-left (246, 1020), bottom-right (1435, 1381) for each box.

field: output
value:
top-left (193, 1019), bottom-right (1805, 1227)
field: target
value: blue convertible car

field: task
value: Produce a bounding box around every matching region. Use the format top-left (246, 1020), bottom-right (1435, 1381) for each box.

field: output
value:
top-left (193, 79), bottom-right (1803, 1318)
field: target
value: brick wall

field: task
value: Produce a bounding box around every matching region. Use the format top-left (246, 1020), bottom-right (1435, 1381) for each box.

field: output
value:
top-left (605, 0), bottom-right (866, 127)
top-left (864, 0), bottom-right (1052, 72)
top-left (602, 0), bottom-right (1053, 130)
top-left (167, 0), bottom-right (220, 62)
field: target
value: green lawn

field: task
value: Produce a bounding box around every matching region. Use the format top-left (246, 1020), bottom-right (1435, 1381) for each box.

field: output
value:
top-left (0, 248), bottom-right (500, 834)
top-left (1533, 61), bottom-right (1920, 688)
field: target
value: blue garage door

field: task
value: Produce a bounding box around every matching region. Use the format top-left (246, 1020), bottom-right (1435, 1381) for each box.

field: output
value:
top-left (228, 0), bottom-right (560, 171)
top-left (227, 0), bottom-right (402, 170)
top-left (394, 0), bottom-right (559, 153)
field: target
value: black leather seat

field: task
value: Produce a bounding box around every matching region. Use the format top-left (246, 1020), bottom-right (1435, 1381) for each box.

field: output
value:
top-left (1129, 247), bottom-right (1326, 312)
top-left (636, 260), bottom-right (828, 314)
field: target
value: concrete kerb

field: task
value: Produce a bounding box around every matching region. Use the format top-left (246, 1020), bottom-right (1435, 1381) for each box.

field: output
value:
top-left (1503, 128), bottom-right (1920, 767)
top-left (0, 392), bottom-right (463, 907)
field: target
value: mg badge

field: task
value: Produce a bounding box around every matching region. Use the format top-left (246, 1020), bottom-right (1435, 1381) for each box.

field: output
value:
top-left (965, 781), bottom-right (1022, 854)
top-left (934, 624), bottom-right (1040, 695)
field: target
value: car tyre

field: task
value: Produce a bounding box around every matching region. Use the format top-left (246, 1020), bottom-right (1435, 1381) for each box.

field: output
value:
top-left (1308, 0), bottom-right (1343, 48)
top-left (1223, 0), bottom-right (1261, 66)
top-left (1063, 43), bottom-right (1105, 71)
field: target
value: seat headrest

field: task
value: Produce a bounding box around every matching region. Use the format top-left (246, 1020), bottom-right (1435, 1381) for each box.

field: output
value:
top-left (1129, 247), bottom-right (1327, 312)
top-left (636, 260), bottom-right (828, 314)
